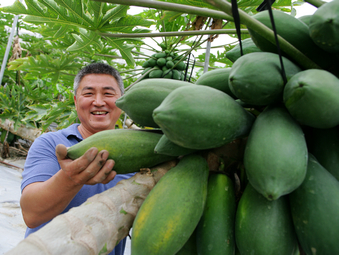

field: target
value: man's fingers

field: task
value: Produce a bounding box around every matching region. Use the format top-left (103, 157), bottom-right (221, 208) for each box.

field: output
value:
top-left (57, 144), bottom-right (115, 185)
top-left (102, 170), bottom-right (117, 184)
top-left (85, 159), bottom-right (116, 185)
top-left (55, 144), bottom-right (68, 161)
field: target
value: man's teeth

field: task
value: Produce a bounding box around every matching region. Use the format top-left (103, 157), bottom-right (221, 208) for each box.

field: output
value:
top-left (92, 111), bottom-right (107, 115)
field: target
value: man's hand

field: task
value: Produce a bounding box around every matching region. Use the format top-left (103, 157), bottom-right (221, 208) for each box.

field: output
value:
top-left (55, 144), bottom-right (117, 186)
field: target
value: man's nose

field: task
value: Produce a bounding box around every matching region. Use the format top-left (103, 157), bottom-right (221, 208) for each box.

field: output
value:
top-left (93, 94), bottom-right (105, 106)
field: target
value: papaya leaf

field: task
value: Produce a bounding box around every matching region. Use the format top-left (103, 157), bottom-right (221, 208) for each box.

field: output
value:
top-left (105, 38), bottom-right (135, 66)
top-left (100, 15), bottom-right (155, 33)
top-left (100, 4), bottom-right (129, 28)
top-left (53, 25), bottom-right (72, 39)
top-left (22, 104), bottom-right (50, 123)
top-left (53, 0), bottom-right (94, 27)
top-left (161, 11), bottom-right (185, 23)
top-left (68, 28), bottom-right (103, 52)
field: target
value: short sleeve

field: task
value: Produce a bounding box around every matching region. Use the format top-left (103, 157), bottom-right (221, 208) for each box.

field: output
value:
top-left (21, 134), bottom-right (60, 192)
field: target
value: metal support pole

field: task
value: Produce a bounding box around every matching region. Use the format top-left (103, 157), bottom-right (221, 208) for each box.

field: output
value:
top-left (203, 21), bottom-right (212, 73)
top-left (203, 39), bottom-right (211, 73)
top-left (0, 15), bottom-right (19, 85)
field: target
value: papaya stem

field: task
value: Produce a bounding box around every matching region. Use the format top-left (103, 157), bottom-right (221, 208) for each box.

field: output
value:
top-left (203, 0), bottom-right (321, 70)
top-left (92, 0), bottom-right (234, 21)
top-left (99, 29), bottom-right (249, 38)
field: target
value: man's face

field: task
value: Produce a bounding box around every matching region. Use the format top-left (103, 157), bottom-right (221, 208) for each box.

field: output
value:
top-left (74, 73), bottom-right (122, 135)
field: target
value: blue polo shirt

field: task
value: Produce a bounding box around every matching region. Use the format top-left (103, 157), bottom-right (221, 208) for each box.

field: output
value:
top-left (22, 123), bottom-right (134, 255)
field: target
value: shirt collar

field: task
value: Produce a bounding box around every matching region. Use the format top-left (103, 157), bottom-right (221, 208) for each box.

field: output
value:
top-left (62, 123), bottom-right (83, 141)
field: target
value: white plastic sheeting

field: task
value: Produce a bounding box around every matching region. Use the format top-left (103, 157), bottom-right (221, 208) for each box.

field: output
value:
top-left (0, 160), bottom-right (26, 254)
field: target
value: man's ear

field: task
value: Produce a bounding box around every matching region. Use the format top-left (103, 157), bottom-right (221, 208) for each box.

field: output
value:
top-left (74, 95), bottom-right (77, 107)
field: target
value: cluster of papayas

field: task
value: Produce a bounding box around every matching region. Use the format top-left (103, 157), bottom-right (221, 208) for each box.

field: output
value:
top-left (141, 51), bottom-right (187, 80)
top-left (67, 5), bottom-right (339, 255)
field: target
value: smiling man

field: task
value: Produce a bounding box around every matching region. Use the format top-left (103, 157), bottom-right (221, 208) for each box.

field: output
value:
top-left (20, 63), bottom-right (134, 255)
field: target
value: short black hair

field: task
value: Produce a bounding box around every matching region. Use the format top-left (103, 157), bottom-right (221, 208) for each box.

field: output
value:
top-left (73, 63), bottom-right (124, 95)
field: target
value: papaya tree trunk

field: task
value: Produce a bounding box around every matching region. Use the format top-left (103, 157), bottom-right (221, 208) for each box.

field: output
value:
top-left (5, 160), bottom-right (177, 255)
top-left (0, 119), bottom-right (42, 142)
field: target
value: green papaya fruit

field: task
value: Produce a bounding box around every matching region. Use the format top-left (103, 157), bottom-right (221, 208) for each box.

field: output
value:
top-left (197, 173), bottom-right (236, 255)
top-left (195, 68), bottom-right (237, 98)
top-left (153, 85), bottom-right (255, 150)
top-left (142, 60), bottom-right (150, 68)
top-left (229, 52), bottom-right (302, 106)
top-left (163, 70), bottom-right (173, 79)
top-left (175, 61), bottom-right (186, 71)
top-left (247, 10), bottom-right (336, 70)
top-left (67, 129), bottom-right (176, 174)
top-left (172, 69), bottom-right (182, 80)
top-left (226, 38), bottom-right (262, 62)
top-left (157, 57), bottom-right (166, 67)
top-left (309, 0), bottom-right (339, 53)
top-left (154, 134), bottom-right (196, 157)
top-left (131, 154), bottom-right (209, 255)
top-left (305, 126), bottom-right (339, 181)
top-left (159, 43), bottom-right (167, 51)
top-left (289, 154), bottom-right (339, 255)
top-left (180, 71), bottom-right (185, 80)
top-left (244, 105), bottom-right (308, 200)
top-left (235, 183), bottom-right (298, 255)
top-left (149, 69), bottom-right (163, 78)
top-left (283, 69), bottom-right (339, 129)
top-left (115, 79), bottom-right (191, 128)
top-left (166, 60), bottom-right (175, 69)
top-left (154, 52), bottom-right (167, 58)
top-left (147, 58), bottom-right (157, 67)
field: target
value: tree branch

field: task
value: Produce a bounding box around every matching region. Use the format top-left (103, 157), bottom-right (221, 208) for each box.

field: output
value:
top-left (99, 29), bottom-right (248, 38)
top-left (0, 119), bottom-right (42, 142)
top-left (92, 0), bottom-right (234, 21)
top-left (5, 160), bottom-right (177, 255)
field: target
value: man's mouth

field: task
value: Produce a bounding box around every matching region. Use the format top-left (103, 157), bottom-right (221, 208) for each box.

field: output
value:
top-left (91, 111), bottom-right (108, 115)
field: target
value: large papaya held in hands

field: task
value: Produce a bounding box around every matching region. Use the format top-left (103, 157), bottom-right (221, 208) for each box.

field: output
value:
top-left (66, 129), bottom-right (176, 174)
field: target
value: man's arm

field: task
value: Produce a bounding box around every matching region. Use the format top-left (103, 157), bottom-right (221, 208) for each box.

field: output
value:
top-left (20, 145), bottom-right (116, 229)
